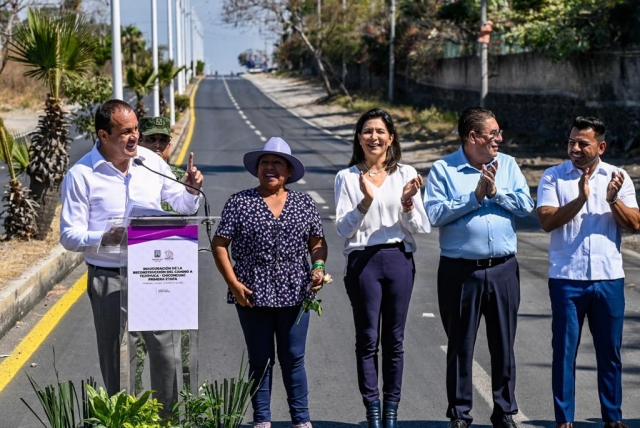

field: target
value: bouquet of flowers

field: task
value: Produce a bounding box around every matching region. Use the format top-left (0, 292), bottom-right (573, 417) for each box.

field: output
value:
top-left (296, 261), bottom-right (333, 324)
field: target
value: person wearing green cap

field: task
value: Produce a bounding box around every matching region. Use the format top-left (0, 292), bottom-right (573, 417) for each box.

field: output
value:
top-left (134, 116), bottom-right (186, 416)
top-left (139, 116), bottom-right (186, 211)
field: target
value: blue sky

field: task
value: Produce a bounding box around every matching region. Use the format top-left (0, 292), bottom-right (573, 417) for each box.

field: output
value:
top-left (120, 0), bottom-right (266, 74)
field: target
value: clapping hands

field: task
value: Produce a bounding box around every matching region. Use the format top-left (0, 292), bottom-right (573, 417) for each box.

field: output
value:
top-left (475, 160), bottom-right (498, 202)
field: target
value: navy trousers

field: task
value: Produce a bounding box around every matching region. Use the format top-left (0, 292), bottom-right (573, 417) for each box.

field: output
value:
top-left (548, 278), bottom-right (625, 423)
top-left (345, 243), bottom-right (415, 404)
top-left (437, 255), bottom-right (520, 425)
top-left (236, 304), bottom-right (311, 425)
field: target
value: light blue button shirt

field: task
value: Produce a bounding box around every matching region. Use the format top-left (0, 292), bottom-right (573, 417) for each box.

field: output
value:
top-left (425, 147), bottom-right (534, 259)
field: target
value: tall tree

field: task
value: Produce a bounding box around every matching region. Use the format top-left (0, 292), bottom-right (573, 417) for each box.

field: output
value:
top-left (7, 8), bottom-right (97, 239)
top-left (504, 0), bottom-right (640, 60)
top-left (157, 59), bottom-right (184, 117)
top-left (125, 65), bottom-right (157, 119)
top-left (0, 0), bottom-right (30, 75)
top-left (121, 24), bottom-right (145, 68)
top-left (222, 0), bottom-right (336, 96)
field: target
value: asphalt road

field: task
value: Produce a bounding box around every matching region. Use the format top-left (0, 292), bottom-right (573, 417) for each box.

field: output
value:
top-left (1, 76), bottom-right (639, 427)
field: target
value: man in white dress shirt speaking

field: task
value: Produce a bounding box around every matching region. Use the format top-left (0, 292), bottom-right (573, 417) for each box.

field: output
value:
top-left (60, 100), bottom-right (203, 400)
top-left (537, 116), bottom-right (640, 428)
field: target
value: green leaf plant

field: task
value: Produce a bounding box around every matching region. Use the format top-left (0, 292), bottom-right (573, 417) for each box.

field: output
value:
top-left (175, 353), bottom-right (260, 428)
top-left (20, 348), bottom-right (95, 428)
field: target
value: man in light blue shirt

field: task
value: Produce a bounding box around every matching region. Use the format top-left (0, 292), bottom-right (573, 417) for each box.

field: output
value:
top-left (425, 107), bottom-right (533, 428)
top-left (537, 116), bottom-right (640, 428)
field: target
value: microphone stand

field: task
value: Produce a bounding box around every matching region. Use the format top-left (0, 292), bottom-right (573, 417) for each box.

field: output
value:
top-left (133, 158), bottom-right (214, 252)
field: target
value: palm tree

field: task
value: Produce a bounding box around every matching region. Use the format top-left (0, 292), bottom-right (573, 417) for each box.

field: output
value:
top-left (157, 60), bottom-right (185, 116)
top-left (125, 65), bottom-right (157, 119)
top-left (0, 117), bottom-right (38, 240)
top-left (121, 24), bottom-right (145, 68)
top-left (7, 9), bottom-right (97, 239)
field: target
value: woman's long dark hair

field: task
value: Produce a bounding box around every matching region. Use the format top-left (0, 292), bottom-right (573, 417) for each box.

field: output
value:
top-left (348, 108), bottom-right (401, 174)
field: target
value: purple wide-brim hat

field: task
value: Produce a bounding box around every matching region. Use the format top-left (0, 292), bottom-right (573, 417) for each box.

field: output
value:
top-left (243, 137), bottom-right (305, 184)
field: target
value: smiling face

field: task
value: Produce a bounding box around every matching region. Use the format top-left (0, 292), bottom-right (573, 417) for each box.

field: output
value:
top-left (257, 154), bottom-right (292, 190)
top-left (358, 118), bottom-right (393, 163)
top-left (97, 108), bottom-right (139, 171)
top-left (465, 117), bottom-right (502, 168)
top-left (567, 126), bottom-right (606, 171)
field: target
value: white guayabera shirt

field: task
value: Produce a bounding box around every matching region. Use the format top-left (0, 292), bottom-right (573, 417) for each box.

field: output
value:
top-left (537, 159), bottom-right (638, 280)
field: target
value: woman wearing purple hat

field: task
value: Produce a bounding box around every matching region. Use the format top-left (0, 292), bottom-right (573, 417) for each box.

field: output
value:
top-left (335, 108), bottom-right (430, 428)
top-left (212, 137), bottom-right (328, 428)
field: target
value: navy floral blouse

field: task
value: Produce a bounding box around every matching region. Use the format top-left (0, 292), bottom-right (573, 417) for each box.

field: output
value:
top-left (215, 188), bottom-right (324, 307)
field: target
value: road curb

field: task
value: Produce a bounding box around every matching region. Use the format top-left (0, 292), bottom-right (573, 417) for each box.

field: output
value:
top-left (0, 245), bottom-right (84, 339)
top-left (0, 79), bottom-right (205, 341)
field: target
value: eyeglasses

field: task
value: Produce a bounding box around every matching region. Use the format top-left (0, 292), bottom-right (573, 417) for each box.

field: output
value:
top-left (479, 129), bottom-right (503, 139)
top-left (142, 135), bottom-right (171, 145)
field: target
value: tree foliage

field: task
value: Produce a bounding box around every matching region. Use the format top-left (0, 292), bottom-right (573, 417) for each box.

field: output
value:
top-left (504, 0), bottom-right (640, 60)
top-left (0, 1), bottom-right (33, 75)
top-left (8, 8), bottom-right (98, 239)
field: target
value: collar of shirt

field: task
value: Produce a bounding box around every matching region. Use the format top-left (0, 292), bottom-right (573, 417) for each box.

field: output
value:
top-left (90, 141), bottom-right (151, 173)
top-left (563, 159), bottom-right (608, 178)
top-left (451, 146), bottom-right (478, 172)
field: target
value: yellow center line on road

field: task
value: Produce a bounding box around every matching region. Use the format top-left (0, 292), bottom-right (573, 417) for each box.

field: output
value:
top-left (0, 273), bottom-right (87, 392)
top-left (175, 79), bottom-right (201, 166)
top-left (0, 80), bottom-right (202, 393)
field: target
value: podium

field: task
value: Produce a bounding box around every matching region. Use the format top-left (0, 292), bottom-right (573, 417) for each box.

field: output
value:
top-left (102, 215), bottom-right (215, 400)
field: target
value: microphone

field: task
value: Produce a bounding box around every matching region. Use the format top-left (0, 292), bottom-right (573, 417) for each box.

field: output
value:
top-left (133, 158), bottom-right (214, 249)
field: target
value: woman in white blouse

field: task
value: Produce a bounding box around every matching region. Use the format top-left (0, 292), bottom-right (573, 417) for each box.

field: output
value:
top-left (334, 108), bottom-right (430, 428)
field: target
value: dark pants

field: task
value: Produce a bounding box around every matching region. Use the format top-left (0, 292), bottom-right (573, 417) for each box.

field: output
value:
top-left (236, 304), bottom-right (311, 425)
top-left (345, 243), bottom-right (415, 405)
top-left (437, 255), bottom-right (520, 425)
top-left (549, 278), bottom-right (625, 423)
top-left (87, 264), bottom-right (123, 396)
top-left (87, 264), bottom-right (180, 416)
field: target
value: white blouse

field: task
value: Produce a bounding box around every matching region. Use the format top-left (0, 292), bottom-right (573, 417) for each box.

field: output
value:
top-left (334, 163), bottom-right (431, 257)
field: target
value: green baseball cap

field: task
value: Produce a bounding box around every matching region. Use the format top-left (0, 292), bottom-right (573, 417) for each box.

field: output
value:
top-left (139, 116), bottom-right (171, 137)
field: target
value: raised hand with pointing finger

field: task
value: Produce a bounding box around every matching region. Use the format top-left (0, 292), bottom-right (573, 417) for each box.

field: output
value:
top-left (182, 151), bottom-right (204, 194)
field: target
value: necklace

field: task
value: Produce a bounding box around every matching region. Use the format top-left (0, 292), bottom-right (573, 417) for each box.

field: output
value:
top-left (362, 162), bottom-right (386, 177)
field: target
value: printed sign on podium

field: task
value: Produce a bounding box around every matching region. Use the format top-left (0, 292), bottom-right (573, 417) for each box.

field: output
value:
top-left (127, 223), bottom-right (199, 331)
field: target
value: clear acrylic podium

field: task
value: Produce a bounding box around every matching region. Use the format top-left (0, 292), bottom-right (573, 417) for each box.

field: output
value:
top-left (103, 215), bottom-right (216, 399)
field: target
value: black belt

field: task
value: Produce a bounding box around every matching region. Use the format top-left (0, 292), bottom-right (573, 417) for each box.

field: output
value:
top-left (367, 241), bottom-right (405, 251)
top-left (442, 254), bottom-right (514, 268)
top-left (86, 263), bottom-right (121, 273)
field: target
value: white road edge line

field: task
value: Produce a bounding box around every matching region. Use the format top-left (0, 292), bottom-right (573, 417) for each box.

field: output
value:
top-left (307, 191), bottom-right (326, 204)
top-left (243, 78), bottom-right (348, 145)
top-left (298, 178), bottom-right (307, 184)
top-left (440, 346), bottom-right (528, 424)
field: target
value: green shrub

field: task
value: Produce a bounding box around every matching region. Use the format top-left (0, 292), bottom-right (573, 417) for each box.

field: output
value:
top-left (175, 95), bottom-right (190, 113)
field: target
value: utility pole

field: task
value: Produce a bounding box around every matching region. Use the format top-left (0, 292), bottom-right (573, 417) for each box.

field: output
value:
top-left (176, 0), bottom-right (184, 95)
top-left (168, 0), bottom-right (175, 125)
top-left (185, 0), bottom-right (191, 82)
top-left (480, 0), bottom-right (488, 107)
top-left (111, 0), bottom-right (123, 100)
top-left (342, 0), bottom-right (346, 85)
top-left (151, 0), bottom-right (160, 116)
top-left (317, 0), bottom-right (321, 27)
top-left (388, 0), bottom-right (395, 101)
